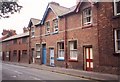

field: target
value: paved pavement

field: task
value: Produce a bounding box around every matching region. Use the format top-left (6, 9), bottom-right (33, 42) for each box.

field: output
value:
top-left (2, 61), bottom-right (119, 81)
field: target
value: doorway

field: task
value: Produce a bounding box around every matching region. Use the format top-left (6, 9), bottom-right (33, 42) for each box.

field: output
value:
top-left (42, 44), bottom-right (46, 64)
top-left (50, 48), bottom-right (54, 66)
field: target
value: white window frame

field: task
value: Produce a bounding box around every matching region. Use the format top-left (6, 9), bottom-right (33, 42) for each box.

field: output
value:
top-left (114, 0), bottom-right (120, 16)
top-left (57, 42), bottom-right (64, 59)
top-left (31, 27), bottom-right (35, 38)
top-left (83, 8), bottom-right (92, 26)
top-left (53, 19), bottom-right (58, 33)
top-left (114, 29), bottom-right (120, 53)
top-left (69, 41), bottom-right (78, 60)
top-left (36, 44), bottom-right (40, 58)
top-left (45, 22), bottom-right (50, 34)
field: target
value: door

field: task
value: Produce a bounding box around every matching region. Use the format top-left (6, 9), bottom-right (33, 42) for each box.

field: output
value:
top-left (84, 47), bottom-right (93, 71)
top-left (50, 48), bottom-right (54, 66)
top-left (42, 44), bottom-right (46, 64)
top-left (9, 51), bottom-right (11, 61)
top-left (31, 49), bottom-right (35, 63)
top-left (18, 50), bottom-right (21, 62)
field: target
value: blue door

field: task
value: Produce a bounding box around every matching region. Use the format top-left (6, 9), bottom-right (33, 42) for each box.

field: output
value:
top-left (42, 45), bottom-right (46, 64)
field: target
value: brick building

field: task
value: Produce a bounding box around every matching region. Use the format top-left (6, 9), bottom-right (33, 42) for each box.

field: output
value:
top-left (30, 0), bottom-right (120, 74)
top-left (1, 0), bottom-right (120, 75)
top-left (28, 18), bottom-right (41, 64)
top-left (2, 29), bottom-right (30, 63)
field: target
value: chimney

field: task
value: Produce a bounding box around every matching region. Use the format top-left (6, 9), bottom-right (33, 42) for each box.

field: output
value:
top-left (76, 0), bottom-right (81, 4)
top-left (23, 27), bottom-right (28, 33)
top-left (49, 2), bottom-right (60, 6)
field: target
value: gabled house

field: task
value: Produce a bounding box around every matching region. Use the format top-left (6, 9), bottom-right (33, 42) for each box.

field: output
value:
top-left (28, 18), bottom-right (41, 64)
top-left (36, 0), bottom-right (120, 75)
top-left (38, 1), bottom-right (99, 70)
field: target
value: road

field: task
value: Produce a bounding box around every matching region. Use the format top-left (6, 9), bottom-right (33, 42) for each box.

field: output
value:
top-left (2, 62), bottom-right (98, 81)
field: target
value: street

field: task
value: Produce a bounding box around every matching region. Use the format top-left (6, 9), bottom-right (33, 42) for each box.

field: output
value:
top-left (2, 62), bottom-right (97, 81)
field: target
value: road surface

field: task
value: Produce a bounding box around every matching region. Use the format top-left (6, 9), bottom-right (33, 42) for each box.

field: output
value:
top-left (2, 62), bottom-right (98, 81)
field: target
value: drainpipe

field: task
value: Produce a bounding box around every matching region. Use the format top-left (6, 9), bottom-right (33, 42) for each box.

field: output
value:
top-left (64, 16), bottom-right (68, 68)
top-left (39, 25), bottom-right (42, 65)
top-left (28, 27), bottom-right (31, 64)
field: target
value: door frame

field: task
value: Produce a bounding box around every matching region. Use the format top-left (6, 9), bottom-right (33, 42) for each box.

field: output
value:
top-left (9, 51), bottom-right (11, 61)
top-left (18, 50), bottom-right (21, 62)
top-left (50, 48), bottom-right (55, 66)
top-left (42, 44), bottom-right (46, 64)
top-left (83, 45), bottom-right (93, 71)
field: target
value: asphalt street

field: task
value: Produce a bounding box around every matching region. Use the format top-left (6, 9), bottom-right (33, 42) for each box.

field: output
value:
top-left (2, 62), bottom-right (99, 82)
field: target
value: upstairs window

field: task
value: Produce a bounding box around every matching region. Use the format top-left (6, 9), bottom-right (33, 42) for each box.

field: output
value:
top-left (31, 27), bottom-right (35, 37)
top-left (53, 19), bottom-right (58, 33)
top-left (69, 40), bottom-right (78, 60)
top-left (57, 42), bottom-right (64, 60)
top-left (36, 44), bottom-right (40, 58)
top-left (22, 37), bottom-right (27, 43)
top-left (83, 8), bottom-right (92, 26)
top-left (13, 39), bottom-right (17, 44)
top-left (114, 29), bottom-right (120, 53)
top-left (45, 22), bottom-right (50, 34)
top-left (114, 0), bottom-right (120, 16)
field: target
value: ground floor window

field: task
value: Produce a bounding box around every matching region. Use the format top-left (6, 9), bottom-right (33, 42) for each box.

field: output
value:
top-left (69, 40), bottom-right (78, 60)
top-left (57, 42), bottom-right (64, 60)
top-left (13, 50), bottom-right (17, 56)
top-left (114, 29), bottom-right (120, 53)
top-left (22, 50), bottom-right (27, 57)
top-left (6, 51), bottom-right (9, 57)
top-left (36, 44), bottom-right (40, 58)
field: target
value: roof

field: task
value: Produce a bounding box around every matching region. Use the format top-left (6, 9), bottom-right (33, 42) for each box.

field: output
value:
top-left (2, 32), bottom-right (29, 42)
top-left (28, 18), bottom-right (41, 27)
top-left (41, 1), bottom-right (97, 24)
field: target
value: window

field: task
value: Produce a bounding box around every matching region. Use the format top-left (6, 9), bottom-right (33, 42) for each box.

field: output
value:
top-left (83, 8), bottom-right (92, 26)
top-left (31, 27), bottom-right (35, 37)
top-left (57, 42), bottom-right (64, 60)
top-left (36, 44), bottom-right (40, 58)
top-left (53, 19), bottom-right (58, 33)
top-left (22, 50), bottom-right (27, 57)
top-left (69, 40), bottom-right (78, 60)
top-left (13, 50), bottom-right (17, 56)
top-left (114, 29), bottom-right (120, 53)
top-left (114, 0), bottom-right (120, 15)
top-left (13, 39), bottom-right (17, 44)
top-left (45, 22), bottom-right (50, 34)
top-left (22, 37), bottom-right (27, 43)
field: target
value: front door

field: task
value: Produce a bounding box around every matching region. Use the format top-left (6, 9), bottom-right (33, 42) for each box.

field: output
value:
top-left (42, 44), bottom-right (46, 64)
top-left (18, 50), bottom-right (21, 62)
top-left (9, 51), bottom-right (11, 61)
top-left (50, 48), bottom-right (54, 66)
top-left (84, 47), bottom-right (93, 71)
top-left (31, 49), bottom-right (35, 63)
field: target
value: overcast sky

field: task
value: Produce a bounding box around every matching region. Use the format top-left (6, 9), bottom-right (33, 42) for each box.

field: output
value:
top-left (0, 0), bottom-right (76, 37)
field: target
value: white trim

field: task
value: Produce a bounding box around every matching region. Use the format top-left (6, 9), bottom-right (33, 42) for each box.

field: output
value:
top-left (114, 0), bottom-right (120, 16)
top-left (114, 29), bottom-right (120, 53)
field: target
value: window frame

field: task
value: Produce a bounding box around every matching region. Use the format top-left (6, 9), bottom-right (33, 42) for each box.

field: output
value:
top-left (69, 40), bottom-right (78, 60)
top-left (53, 19), bottom-right (59, 33)
top-left (114, 0), bottom-right (120, 16)
top-left (82, 7), bottom-right (92, 26)
top-left (57, 42), bottom-right (64, 60)
top-left (31, 27), bottom-right (35, 38)
top-left (36, 44), bottom-right (40, 58)
top-left (22, 37), bottom-right (27, 43)
top-left (114, 29), bottom-right (120, 53)
top-left (45, 21), bottom-right (50, 34)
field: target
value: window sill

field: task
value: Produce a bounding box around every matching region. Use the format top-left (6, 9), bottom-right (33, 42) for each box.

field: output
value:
top-left (112, 14), bottom-right (120, 19)
top-left (51, 31), bottom-right (59, 35)
top-left (57, 58), bottom-right (64, 61)
top-left (113, 53), bottom-right (120, 56)
top-left (35, 56), bottom-right (40, 59)
top-left (82, 24), bottom-right (93, 29)
top-left (68, 59), bottom-right (78, 62)
top-left (45, 33), bottom-right (50, 36)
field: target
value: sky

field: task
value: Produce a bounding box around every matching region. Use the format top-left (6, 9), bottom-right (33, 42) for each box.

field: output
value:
top-left (0, 0), bottom-right (76, 37)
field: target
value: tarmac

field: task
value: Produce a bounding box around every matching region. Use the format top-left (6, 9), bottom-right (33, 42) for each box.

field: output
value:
top-left (2, 61), bottom-right (120, 82)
